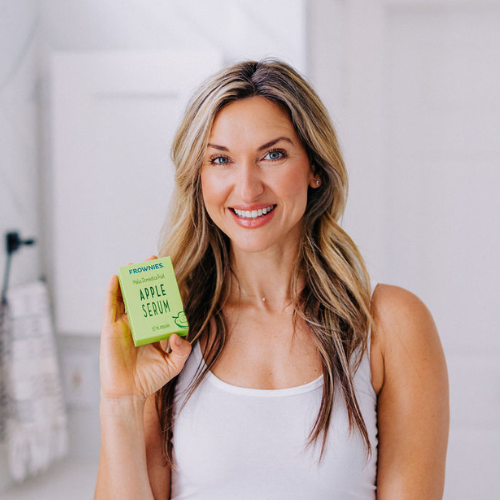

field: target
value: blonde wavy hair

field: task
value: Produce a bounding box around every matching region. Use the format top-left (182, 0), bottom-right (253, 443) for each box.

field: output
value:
top-left (157, 59), bottom-right (373, 465)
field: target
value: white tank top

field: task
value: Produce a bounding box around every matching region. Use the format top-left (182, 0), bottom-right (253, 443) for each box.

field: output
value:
top-left (170, 323), bottom-right (378, 500)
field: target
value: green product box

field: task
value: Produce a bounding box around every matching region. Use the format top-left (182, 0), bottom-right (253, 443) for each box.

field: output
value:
top-left (118, 256), bottom-right (188, 346)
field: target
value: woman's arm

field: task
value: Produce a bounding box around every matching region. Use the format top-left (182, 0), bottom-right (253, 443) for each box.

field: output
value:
top-left (94, 271), bottom-right (191, 499)
top-left (144, 393), bottom-right (171, 499)
top-left (371, 284), bottom-right (449, 499)
top-left (96, 395), bottom-right (155, 499)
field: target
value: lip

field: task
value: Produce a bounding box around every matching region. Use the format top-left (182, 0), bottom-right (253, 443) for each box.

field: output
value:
top-left (228, 204), bottom-right (277, 228)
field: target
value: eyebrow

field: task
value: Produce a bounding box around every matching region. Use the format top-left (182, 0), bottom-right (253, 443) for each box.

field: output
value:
top-left (207, 136), bottom-right (294, 152)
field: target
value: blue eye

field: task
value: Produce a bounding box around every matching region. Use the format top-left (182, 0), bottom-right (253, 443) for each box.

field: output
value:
top-left (264, 149), bottom-right (286, 161)
top-left (210, 155), bottom-right (230, 165)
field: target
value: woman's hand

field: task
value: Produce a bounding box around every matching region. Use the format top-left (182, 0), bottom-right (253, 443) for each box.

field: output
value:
top-left (99, 255), bottom-right (192, 402)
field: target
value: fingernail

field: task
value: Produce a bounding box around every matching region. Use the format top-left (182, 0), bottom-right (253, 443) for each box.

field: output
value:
top-left (175, 335), bottom-right (182, 346)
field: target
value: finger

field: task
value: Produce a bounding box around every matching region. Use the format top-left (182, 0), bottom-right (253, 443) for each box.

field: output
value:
top-left (167, 334), bottom-right (192, 375)
top-left (159, 338), bottom-right (169, 352)
top-left (116, 294), bottom-right (125, 316)
top-left (103, 275), bottom-right (119, 324)
top-left (151, 339), bottom-right (169, 354)
top-left (145, 255), bottom-right (158, 261)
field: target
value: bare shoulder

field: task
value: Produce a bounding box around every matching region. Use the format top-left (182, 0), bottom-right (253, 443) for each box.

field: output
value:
top-left (372, 283), bottom-right (435, 329)
top-left (369, 284), bottom-right (450, 498)
top-left (370, 283), bottom-right (445, 394)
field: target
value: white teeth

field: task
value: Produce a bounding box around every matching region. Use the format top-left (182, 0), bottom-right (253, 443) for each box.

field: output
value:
top-left (233, 205), bottom-right (275, 219)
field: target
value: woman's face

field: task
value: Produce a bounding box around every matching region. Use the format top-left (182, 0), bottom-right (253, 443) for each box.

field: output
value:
top-left (200, 96), bottom-right (317, 256)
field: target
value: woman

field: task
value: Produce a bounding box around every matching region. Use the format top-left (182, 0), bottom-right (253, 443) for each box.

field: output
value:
top-left (95, 60), bottom-right (449, 499)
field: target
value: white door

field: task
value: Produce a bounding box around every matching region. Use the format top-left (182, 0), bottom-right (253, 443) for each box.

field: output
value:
top-left (51, 50), bottom-right (222, 335)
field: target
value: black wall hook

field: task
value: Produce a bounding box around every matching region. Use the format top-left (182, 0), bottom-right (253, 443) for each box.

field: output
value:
top-left (6, 232), bottom-right (36, 255)
top-left (2, 231), bottom-right (36, 305)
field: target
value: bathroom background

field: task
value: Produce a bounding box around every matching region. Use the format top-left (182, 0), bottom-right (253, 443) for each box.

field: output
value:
top-left (1, 0), bottom-right (499, 498)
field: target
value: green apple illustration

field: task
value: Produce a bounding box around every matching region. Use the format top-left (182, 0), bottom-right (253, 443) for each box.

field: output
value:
top-left (173, 311), bottom-right (188, 328)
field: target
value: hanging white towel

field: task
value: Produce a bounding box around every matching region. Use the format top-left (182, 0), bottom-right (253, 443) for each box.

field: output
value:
top-left (0, 280), bottom-right (68, 481)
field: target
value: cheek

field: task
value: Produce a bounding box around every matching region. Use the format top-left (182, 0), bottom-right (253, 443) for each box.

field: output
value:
top-left (283, 172), bottom-right (311, 205)
top-left (201, 171), bottom-right (226, 213)
top-left (282, 172), bottom-right (312, 220)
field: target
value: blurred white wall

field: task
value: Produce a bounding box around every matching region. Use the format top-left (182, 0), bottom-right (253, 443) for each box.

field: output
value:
top-left (1, 0), bottom-right (499, 498)
top-left (0, 0), bottom-right (40, 493)
top-left (309, 2), bottom-right (500, 498)
top-left (0, 1), bottom-right (40, 293)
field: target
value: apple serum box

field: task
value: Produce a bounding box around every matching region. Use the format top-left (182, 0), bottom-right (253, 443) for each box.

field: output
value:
top-left (117, 256), bottom-right (188, 346)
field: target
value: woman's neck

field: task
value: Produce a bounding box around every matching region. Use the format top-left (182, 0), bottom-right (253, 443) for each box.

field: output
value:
top-left (228, 242), bottom-right (303, 311)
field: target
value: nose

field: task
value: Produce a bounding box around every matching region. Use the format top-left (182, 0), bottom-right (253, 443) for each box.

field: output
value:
top-left (236, 159), bottom-right (264, 202)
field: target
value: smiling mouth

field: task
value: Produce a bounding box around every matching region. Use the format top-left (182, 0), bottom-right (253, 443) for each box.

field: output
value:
top-left (230, 205), bottom-right (277, 219)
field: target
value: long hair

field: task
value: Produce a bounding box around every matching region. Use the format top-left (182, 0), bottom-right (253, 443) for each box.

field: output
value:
top-left (156, 59), bottom-right (373, 466)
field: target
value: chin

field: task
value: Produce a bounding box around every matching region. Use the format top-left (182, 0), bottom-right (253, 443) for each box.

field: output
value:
top-left (226, 224), bottom-right (302, 256)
